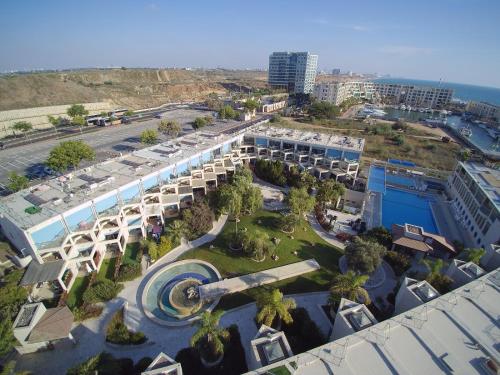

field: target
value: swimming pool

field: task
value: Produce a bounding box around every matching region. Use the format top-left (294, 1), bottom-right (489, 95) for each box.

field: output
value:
top-left (368, 166), bottom-right (439, 233)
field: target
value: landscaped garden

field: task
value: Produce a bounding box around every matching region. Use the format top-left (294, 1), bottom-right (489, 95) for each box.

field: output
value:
top-left (180, 208), bottom-right (344, 309)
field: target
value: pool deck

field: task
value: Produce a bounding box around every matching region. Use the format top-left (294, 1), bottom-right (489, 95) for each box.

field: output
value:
top-left (198, 259), bottom-right (321, 300)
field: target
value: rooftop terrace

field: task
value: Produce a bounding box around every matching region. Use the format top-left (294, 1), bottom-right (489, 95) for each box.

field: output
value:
top-left (247, 125), bottom-right (365, 152)
top-left (247, 268), bottom-right (500, 375)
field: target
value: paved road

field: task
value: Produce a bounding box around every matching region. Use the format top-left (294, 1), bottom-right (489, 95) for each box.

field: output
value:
top-left (0, 108), bottom-right (241, 191)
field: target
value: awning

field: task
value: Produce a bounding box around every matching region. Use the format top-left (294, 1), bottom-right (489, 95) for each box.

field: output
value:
top-left (27, 306), bottom-right (74, 343)
top-left (20, 259), bottom-right (66, 286)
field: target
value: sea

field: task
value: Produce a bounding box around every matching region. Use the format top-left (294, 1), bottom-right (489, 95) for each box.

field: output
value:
top-left (374, 78), bottom-right (500, 106)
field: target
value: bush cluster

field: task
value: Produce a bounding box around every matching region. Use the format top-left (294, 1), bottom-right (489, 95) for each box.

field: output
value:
top-left (116, 263), bottom-right (142, 282)
top-left (82, 279), bottom-right (124, 305)
top-left (73, 304), bottom-right (104, 321)
top-left (384, 250), bottom-right (411, 276)
top-left (182, 200), bottom-right (215, 240)
top-left (254, 159), bottom-right (286, 186)
top-left (106, 308), bottom-right (147, 345)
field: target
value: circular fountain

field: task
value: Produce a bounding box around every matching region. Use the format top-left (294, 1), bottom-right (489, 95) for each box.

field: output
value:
top-left (142, 260), bottom-right (221, 326)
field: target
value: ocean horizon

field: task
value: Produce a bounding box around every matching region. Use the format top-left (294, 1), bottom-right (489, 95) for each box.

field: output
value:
top-left (374, 77), bottom-right (500, 106)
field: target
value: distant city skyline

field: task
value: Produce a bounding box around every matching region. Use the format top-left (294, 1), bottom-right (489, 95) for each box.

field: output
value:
top-left (1, 0), bottom-right (500, 88)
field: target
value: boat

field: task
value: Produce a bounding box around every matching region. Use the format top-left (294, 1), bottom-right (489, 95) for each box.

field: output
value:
top-left (425, 118), bottom-right (447, 127)
top-left (486, 129), bottom-right (500, 140)
top-left (400, 104), bottom-right (406, 110)
top-left (459, 126), bottom-right (472, 137)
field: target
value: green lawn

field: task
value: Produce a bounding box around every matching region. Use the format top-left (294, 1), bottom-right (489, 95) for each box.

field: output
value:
top-left (180, 210), bottom-right (343, 309)
top-left (66, 276), bottom-right (89, 310)
top-left (97, 257), bottom-right (117, 281)
top-left (123, 243), bottom-right (141, 265)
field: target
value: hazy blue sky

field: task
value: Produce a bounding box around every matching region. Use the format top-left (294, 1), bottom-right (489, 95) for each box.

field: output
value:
top-left (1, 0), bottom-right (500, 87)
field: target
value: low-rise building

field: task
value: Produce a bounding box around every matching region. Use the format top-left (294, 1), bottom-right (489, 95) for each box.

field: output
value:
top-left (249, 325), bottom-right (293, 370)
top-left (330, 298), bottom-right (378, 340)
top-left (142, 352), bottom-right (183, 375)
top-left (246, 269), bottom-right (500, 375)
top-left (391, 223), bottom-right (456, 260)
top-left (446, 259), bottom-right (486, 288)
top-left (0, 124), bottom-right (364, 295)
top-left (394, 277), bottom-right (440, 315)
top-left (13, 302), bottom-right (74, 354)
top-left (447, 161), bottom-right (500, 249)
top-left (260, 100), bottom-right (287, 113)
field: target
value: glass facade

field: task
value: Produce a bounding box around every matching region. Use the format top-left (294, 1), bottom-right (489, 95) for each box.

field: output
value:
top-left (176, 163), bottom-right (188, 176)
top-left (31, 219), bottom-right (68, 250)
top-left (327, 148), bottom-right (343, 159)
top-left (344, 151), bottom-right (360, 161)
top-left (256, 138), bottom-right (268, 146)
top-left (94, 194), bottom-right (119, 217)
top-left (119, 183), bottom-right (141, 204)
top-left (65, 206), bottom-right (96, 232)
top-left (202, 151), bottom-right (212, 163)
top-left (142, 175), bottom-right (159, 192)
top-left (160, 168), bottom-right (172, 183)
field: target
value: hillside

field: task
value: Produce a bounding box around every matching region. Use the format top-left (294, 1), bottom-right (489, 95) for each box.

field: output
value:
top-left (0, 68), bottom-right (268, 111)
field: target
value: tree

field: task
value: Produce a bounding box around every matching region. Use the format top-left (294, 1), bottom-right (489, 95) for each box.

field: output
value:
top-left (461, 247), bottom-right (486, 265)
top-left (192, 117), bottom-right (207, 129)
top-left (242, 185), bottom-right (263, 215)
top-left (420, 258), bottom-right (453, 294)
top-left (256, 289), bottom-right (296, 328)
top-left (459, 148), bottom-right (471, 161)
top-left (7, 172), bottom-right (29, 192)
top-left (329, 271), bottom-right (370, 306)
top-left (279, 213), bottom-right (300, 233)
top-left (254, 159), bottom-right (286, 186)
top-left (218, 105), bottom-right (237, 120)
top-left (0, 269), bottom-right (29, 320)
top-left (392, 133), bottom-right (405, 146)
top-left (140, 129), bottom-right (158, 144)
top-left (190, 311), bottom-right (229, 361)
top-left (167, 220), bottom-right (188, 245)
top-left (47, 115), bottom-right (60, 127)
top-left (72, 115), bottom-right (86, 127)
top-left (362, 226), bottom-right (393, 249)
top-left (12, 121), bottom-right (32, 138)
top-left (67, 104), bottom-right (88, 118)
top-left (316, 179), bottom-right (345, 208)
top-left (181, 200), bottom-right (214, 239)
top-left (158, 119), bottom-right (181, 137)
top-left (0, 319), bottom-right (16, 357)
top-left (46, 140), bottom-right (95, 172)
top-left (217, 184), bottom-right (243, 234)
top-left (384, 250), bottom-right (411, 276)
top-left (308, 101), bottom-right (340, 119)
top-left (345, 236), bottom-right (386, 275)
top-left (287, 187), bottom-right (315, 217)
top-left (242, 230), bottom-right (273, 261)
top-left (243, 99), bottom-right (259, 112)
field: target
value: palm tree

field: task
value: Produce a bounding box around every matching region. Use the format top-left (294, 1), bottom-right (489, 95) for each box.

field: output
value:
top-left (167, 220), bottom-right (187, 245)
top-left (464, 248), bottom-right (485, 265)
top-left (329, 271), bottom-right (370, 306)
top-left (420, 258), bottom-right (453, 293)
top-left (420, 258), bottom-right (444, 278)
top-left (256, 289), bottom-right (296, 328)
top-left (190, 311), bottom-right (229, 362)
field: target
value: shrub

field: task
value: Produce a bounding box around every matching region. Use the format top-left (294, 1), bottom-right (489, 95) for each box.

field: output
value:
top-left (116, 263), bottom-right (142, 282)
top-left (82, 279), bottom-right (123, 305)
top-left (73, 304), bottom-right (104, 321)
top-left (279, 214), bottom-right (299, 232)
top-left (67, 352), bottom-right (143, 375)
top-left (361, 226), bottom-right (393, 249)
top-left (391, 133), bottom-right (405, 146)
top-left (384, 251), bottom-right (411, 276)
top-left (106, 308), bottom-right (147, 345)
top-left (193, 117), bottom-right (208, 129)
top-left (157, 236), bottom-right (173, 258)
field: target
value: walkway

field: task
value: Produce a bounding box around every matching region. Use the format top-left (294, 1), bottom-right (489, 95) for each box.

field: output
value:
top-left (307, 214), bottom-right (346, 250)
top-left (199, 259), bottom-right (320, 300)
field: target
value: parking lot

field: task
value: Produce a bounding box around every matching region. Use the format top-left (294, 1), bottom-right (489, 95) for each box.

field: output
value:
top-left (0, 107), bottom-right (243, 192)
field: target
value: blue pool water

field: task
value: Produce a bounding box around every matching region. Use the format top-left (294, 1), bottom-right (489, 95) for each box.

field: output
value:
top-left (368, 166), bottom-right (439, 233)
top-left (144, 262), bottom-right (219, 322)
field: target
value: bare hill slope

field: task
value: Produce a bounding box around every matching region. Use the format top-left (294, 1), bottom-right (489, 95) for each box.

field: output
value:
top-left (0, 68), bottom-right (267, 111)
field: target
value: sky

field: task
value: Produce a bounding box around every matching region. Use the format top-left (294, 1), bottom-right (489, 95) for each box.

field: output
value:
top-left (1, 0), bottom-right (500, 88)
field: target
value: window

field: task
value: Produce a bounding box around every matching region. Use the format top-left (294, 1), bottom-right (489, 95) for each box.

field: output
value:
top-left (31, 220), bottom-right (68, 250)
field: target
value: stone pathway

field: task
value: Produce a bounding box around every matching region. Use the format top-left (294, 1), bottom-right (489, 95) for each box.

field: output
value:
top-left (199, 259), bottom-right (320, 299)
top-left (307, 214), bottom-right (346, 250)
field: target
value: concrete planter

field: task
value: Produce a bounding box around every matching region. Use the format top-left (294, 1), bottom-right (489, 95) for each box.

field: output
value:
top-left (200, 353), bottom-right (224, 368)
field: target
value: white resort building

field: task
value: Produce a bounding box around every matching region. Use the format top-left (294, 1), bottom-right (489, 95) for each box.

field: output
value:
top-left (0, 124), bottom-right (364, 296)
top-left (447, 161), bottom-right (500, 250)
top-left (312, 81), bottom-right (453, 109)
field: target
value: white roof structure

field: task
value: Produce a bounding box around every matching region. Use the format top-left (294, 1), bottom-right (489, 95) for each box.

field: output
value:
top-left (245, 268), bottom-right (500, 375)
